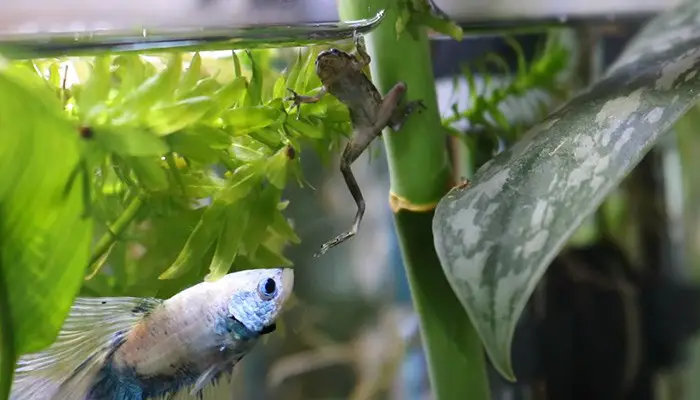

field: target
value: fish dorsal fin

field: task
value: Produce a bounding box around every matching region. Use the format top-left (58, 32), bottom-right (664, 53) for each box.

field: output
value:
top-left (11, 296), bottom-right (163, 400)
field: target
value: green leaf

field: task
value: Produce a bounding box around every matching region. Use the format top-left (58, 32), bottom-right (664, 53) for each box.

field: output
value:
top-left (159, 201), bottom-right (227, 280)
top-left (416, 13), bottom-right (463, 41)
top-left (265, 146), bottom-right (292, 189)
top-left (149, 96), bottom-right (215, 135)
top-left (207, 77), bottom-right (247, 117)
top-left (223, 106), bottom-right (283, 135)
top-left (244, 50), bottom-right (262, 106)
top-left (272, 74), bottom-right (287, 99)
top-left (0, 63), bottom-right (93, 383)
top-left (205, 203), bottom-right (250, 282)
top-left (183, 77), bottom-right (221, 98)
top-left (95, 128), bottom-right (168, 157)
top-left (77, 56), bottom-right (111, 120)
top-left (165, 130), bottom-right (226, 165)
top-left (241, 184), bottom-right (280, 256)
top-left (252, 243), bottom-right (293, 268)
top-left (285, 50), bottom-right (304, 91)
top-left (433, 0), bottom-right (700, 381)
top-left (177, 53), bottom-right (202, 98)
top-left (270, 209), bottom-right (301, 244)
top-left (128, 157), bottom-right (169, 191)
top-left (118, 54), bottom-right (182, 117)
top-left (285, 117), bottom-right (324, 139)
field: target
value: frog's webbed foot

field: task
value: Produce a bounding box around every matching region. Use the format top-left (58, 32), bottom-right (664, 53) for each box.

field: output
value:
top-left (314, 230), bottom-right (356, 257)
top-left (284, 88), bottom-right (304, 119)
top-left (285, 88), bottom-right (325, 119)
top-left (351, 31), bottom-right (371, 67)
top-left (390, 99), bottom-right (427, 132)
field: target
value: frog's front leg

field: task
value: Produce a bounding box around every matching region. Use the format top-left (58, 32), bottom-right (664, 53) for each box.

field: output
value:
top-left (351, 33), bottom-right (371, 70)
top-left (314, 82), bottom-right (410, 257)
top-left (285, 87), bottom-right (327, 119)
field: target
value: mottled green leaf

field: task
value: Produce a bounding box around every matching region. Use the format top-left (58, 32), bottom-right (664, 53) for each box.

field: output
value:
top-left (0, 63), bottom-right (93, 376)
top-left (433, 0), bottom-right (700, 381)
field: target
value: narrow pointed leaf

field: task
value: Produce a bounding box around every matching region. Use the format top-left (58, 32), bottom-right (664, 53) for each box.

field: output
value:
top-left (205, 204), bottom-right (249, 282)
top-left (159, 201), bottom-right (227, 280)
top-left (433, 0), bottom-right (700, 381)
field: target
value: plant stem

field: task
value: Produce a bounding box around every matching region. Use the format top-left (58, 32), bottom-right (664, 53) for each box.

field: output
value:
top-left (88, 194), bottom-right (144, 269)
top-left (337, 1), bottom-right (491, 398)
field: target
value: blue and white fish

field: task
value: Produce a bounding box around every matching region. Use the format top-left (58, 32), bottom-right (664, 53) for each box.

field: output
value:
top-left (10, 268), bottom-right (294, 400)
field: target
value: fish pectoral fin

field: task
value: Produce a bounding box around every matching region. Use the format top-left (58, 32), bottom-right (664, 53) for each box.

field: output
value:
top-left (189, 364), bottom-right (230, 396)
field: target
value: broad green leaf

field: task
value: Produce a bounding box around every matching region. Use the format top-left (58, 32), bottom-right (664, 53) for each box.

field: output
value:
top-left (0, 63), bottom-right (93, 381)
top-left (433, 0), bottom-right (700, 381)
top-left (159, 201), bottom-right (227, 280)
top-left (205, 203), bottom-right (250, 282)
top-left (223, 106), bottom-right (283, 135)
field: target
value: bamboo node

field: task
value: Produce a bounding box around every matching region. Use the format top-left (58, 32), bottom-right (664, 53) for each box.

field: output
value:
top-left (389, 192), bottom-right (438, 213)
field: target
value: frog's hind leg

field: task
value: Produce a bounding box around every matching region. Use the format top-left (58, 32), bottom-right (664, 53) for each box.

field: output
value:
top-left (314, 83), bottom-right (410, 257)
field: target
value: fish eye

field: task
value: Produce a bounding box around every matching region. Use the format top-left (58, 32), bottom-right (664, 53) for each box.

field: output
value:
top-left (258, 278), bottom-right (277, 300)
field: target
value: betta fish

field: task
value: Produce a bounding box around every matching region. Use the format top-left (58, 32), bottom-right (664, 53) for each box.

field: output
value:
top-left (10, 267), bottom-right (294, 400)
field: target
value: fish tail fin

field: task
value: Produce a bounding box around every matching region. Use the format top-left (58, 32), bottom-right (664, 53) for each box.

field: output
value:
top-left (10, 297), bottom-right (161, 400)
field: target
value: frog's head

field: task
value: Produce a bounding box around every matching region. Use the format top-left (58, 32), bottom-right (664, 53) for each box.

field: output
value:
top-left (315, 48), bottom-right (354, 82)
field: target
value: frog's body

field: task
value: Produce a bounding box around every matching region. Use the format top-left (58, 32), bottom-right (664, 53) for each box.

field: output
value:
top-left (287, 35), bottom-right (425, 256)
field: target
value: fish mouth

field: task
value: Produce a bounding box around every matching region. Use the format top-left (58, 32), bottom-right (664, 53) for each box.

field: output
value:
top-left (260, 323), bottom-right (277, 335)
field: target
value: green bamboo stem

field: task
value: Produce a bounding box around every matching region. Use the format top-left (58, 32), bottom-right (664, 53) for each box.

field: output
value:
top-left (0, 242), bottom-right (16, 400)
top-left (337, 1), bottom-right (491, 399)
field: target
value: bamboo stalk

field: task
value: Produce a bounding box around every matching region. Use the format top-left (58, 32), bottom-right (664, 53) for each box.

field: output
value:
top-left (336, 1), bottom-right (491, 398)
